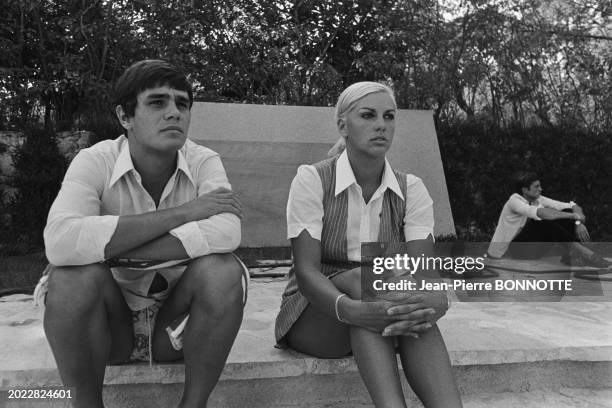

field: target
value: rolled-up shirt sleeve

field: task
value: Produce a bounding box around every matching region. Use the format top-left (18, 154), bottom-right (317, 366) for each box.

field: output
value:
top-left (287, 165), bottom-right (324, 240)
top-left (538, 195), bottom-right (573, 211)
top-left (403, 175), bottom-right (434, 241)
top-left (44, 150), bottom-right (119, 266)
top-left (169, 154), bottom-right (240, 258)
top-left (508, 195), bottom-right (540, 220)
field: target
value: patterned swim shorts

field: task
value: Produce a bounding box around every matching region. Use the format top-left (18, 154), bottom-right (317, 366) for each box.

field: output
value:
top-left (130, 300), bottom-right (164, 363)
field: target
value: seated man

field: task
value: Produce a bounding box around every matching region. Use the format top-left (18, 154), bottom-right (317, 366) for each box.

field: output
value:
top-left (487, 171), bottom-right (609, 268)
top-left (42, 60), bottom-right (247, 408)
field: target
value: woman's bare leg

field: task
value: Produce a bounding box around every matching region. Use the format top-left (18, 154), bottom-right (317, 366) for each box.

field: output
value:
top-left (286, 268), bottom-right (407, 407)
top-left (285, 303), bottom-right (351, 358)
top-left (350, 327), bottom-right (407, 407)
top-left (397, 325), bottom-right (462, 408)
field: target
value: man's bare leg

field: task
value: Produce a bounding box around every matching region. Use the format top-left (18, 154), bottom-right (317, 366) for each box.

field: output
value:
top-left (43, 263), bottom-right (133, 408)
top-left (153, 254), bottom-right (244, 408)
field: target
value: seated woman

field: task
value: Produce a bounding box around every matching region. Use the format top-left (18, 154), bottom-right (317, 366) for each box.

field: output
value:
top-left (275, 82), bottom-right (462, 408)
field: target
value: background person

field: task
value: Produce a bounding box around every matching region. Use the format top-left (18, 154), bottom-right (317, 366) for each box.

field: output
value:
top-left (487, 171), bottom-right (610, 269)
top-left (275, 82), bottom-right (462, 408)
top-left (41, 59), bottom-right (247, 408)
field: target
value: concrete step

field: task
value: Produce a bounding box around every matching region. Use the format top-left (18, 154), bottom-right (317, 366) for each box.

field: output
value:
top-left (1, 274), bottom-right (611, 407)
top-left (3, 386), bottom-right (611, 407)
top-left (97, 364), bottom-right (612, 407)
top-left (102, 387), bottom-right (612, 408)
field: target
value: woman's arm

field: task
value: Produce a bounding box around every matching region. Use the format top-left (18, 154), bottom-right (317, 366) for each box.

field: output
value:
top-left (287, 166), bottom-right (350, 320)
top-left (292, 230), bottom-right (343, 318)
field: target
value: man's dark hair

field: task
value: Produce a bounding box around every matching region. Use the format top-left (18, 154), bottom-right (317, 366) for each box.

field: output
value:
top-left (113, 59), bottom-right (193, 117)
top-left (514, 171), bottom-right (539, 194)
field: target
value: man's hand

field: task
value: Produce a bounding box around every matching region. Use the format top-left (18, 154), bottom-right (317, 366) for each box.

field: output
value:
top-left (575, 223), bottom-right (590, 242)
top-left (180, 187), bottom-right (243, 222)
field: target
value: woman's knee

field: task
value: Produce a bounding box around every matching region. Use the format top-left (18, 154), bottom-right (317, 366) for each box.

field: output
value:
top-left (332, 267), bottom-right (362, 300)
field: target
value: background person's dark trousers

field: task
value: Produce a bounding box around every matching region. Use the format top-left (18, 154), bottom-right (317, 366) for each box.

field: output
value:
top-left (509, 213), bottom-right (575, 260)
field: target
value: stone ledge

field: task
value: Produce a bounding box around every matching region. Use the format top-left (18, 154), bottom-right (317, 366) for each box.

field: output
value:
top-left (1, 276), bottom-right (611, 391)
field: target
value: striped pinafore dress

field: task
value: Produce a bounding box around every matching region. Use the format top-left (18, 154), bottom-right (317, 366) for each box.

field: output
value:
top-left (274, 155), bottom-right (408, 344)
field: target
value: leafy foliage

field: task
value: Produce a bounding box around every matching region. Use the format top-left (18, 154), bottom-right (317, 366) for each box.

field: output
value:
top-left (6, 127), bottom-right (66, 253)
top-left (0, 0), bottom-right (609, 253)
top-left (1, 0), bottom-right (609, 131)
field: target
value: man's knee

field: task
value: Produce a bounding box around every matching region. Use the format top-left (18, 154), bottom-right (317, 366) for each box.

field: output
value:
top-left (184, 254), bottom-right (244, 312)
top-left (45, 263), bottom-right (113, 307)
top-left (187, 254), bottom-right (243, 284)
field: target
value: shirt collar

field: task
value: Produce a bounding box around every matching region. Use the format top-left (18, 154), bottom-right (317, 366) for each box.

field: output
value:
top-left (334, 151), bottom-right (356, 196)
top-left (109, 137), bottom-right (195, 188)
top-left (381, 159), bottom-right (404, 200)
top-left (176, 147), bottom-right (195, 186)
top-left (334, 150), bottom-right (404, 201)
top-left (109, 138), bottom-right (135, 188)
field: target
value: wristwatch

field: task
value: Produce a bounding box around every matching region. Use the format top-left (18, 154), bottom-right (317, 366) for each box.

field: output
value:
top-left (570, 202), bottom-right (581, 225)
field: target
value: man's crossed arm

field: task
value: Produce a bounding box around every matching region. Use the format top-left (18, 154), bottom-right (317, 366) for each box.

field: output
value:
top-left (104, 188), bottom-right (242, 261)
top-left (44, 149), bottom-right (242, 266)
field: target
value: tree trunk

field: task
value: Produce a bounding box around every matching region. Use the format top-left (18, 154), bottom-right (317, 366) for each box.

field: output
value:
top-left (455, 85), bottom-right (474, 120)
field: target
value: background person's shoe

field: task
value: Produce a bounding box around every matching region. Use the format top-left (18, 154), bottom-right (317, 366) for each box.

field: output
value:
top-left (583, 253), bottom-right (612, 269)
top-left (573, 264), bottom-right (612, 281)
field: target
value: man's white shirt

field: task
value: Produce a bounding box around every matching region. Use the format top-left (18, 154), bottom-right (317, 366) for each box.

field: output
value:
top-left (44, 135), bottom-right (241, 309)
top-left (488, 193), bottom-right (573, 257)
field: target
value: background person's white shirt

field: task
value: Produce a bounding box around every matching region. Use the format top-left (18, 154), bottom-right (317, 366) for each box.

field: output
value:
top-left (286, 151), bottom-right (434, 262)
top-left (488, 193), bottom-right (573, 258)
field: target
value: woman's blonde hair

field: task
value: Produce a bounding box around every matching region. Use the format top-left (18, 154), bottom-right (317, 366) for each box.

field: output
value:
top-left (328, 81), bottom-right (396, 157)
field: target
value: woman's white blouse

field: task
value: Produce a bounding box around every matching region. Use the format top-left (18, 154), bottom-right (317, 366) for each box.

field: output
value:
top-left (287, 151), bottom-right (434, 262)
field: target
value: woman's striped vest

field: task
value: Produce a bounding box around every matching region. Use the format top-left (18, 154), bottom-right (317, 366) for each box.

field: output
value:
top-left (274, 155), bottom-right (408, 342)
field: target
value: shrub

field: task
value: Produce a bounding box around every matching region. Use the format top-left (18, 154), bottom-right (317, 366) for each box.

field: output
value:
top-left (6, 127), bottom-right (66, 254)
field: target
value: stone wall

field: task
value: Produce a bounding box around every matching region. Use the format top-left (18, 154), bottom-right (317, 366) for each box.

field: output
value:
top-left (188, 102), bottom-right (455, 247)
